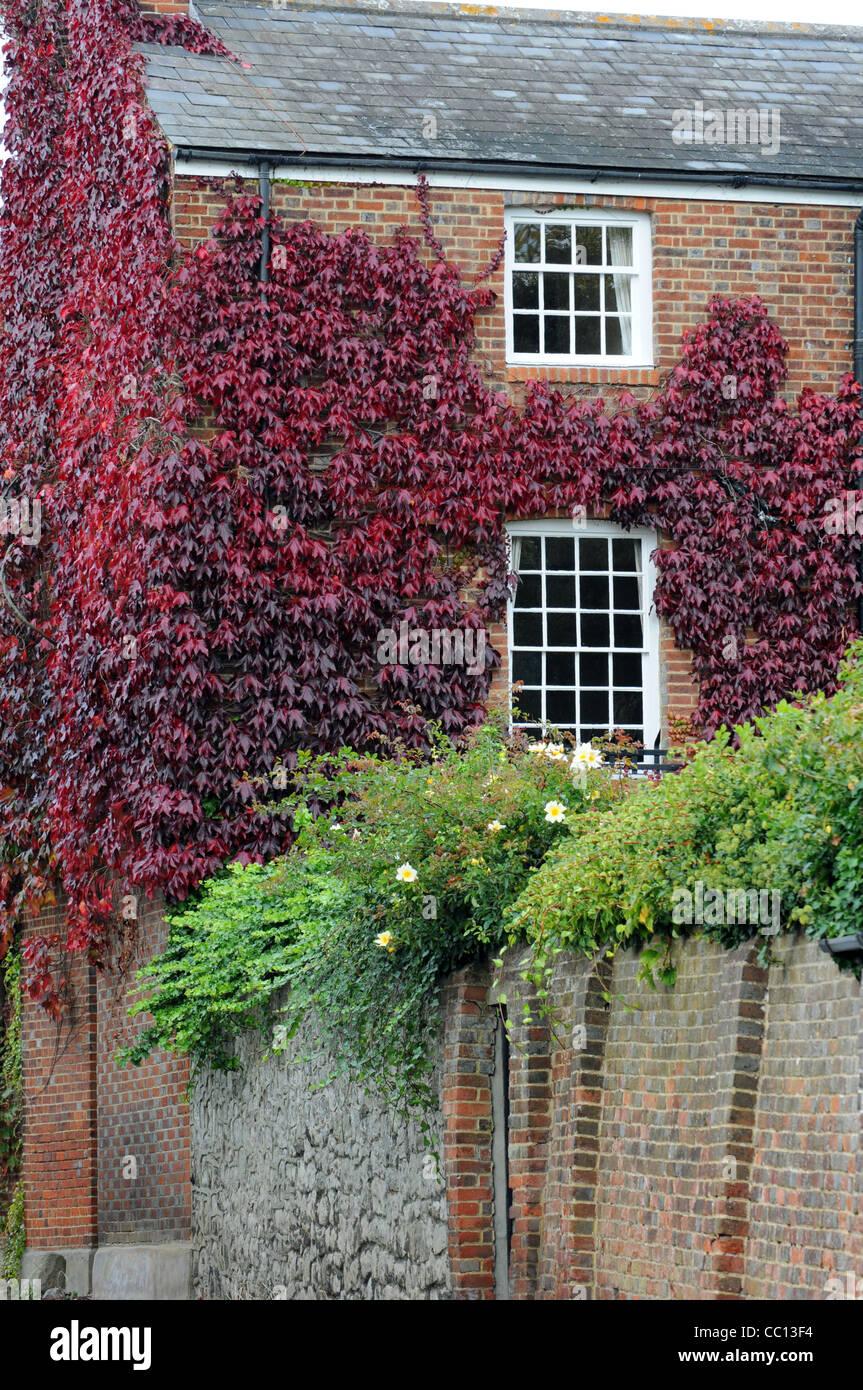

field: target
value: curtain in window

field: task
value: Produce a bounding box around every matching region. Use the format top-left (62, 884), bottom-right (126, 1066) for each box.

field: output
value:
top-left (607, 227), bottom-right (633, 354)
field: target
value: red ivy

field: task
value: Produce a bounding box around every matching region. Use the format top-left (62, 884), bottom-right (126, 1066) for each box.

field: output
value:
top-left (0, 0), bottom-right (861, 1010)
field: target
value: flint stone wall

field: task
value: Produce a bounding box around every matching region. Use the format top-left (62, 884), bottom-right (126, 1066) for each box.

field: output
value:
top-left (190, 1006), bottom-right (450, 1300)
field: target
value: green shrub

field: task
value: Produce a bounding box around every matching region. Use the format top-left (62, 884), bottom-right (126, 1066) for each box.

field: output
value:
top-left (122, 717), bottom-right (635, 1113)
top-left (509, 641), bottom-right (863, 989)
top-left (1, 1179), bottom-right (25, 1280)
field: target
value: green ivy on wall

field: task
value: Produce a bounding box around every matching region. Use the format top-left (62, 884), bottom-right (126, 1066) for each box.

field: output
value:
top-left (0, 948), bottom-right (24, 1277)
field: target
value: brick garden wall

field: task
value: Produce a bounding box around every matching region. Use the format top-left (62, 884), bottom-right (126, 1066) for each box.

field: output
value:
top-left (437, 933), bottom-right (861, 1301)
top-left (22, 895), bottom-right (98, 1251)
top-left (22, 891), bottom-right (190, 1252)
top-left (23, 909), bottom-right (861, 1296)
top-left (95, 894), bottom-right (191, 1245)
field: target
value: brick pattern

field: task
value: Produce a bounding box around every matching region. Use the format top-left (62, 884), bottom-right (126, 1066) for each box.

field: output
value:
top-left (21, 895), bottom-right (98, 1249)
top-left (96, 894), bottom-right (191, 1244)
top-left (437, 936), bottom-right (858, 1301)
top-left (537, 955), bottom-right (612, 1300)
top-left (498, 957), bottom-right (551, 1300)
top-left (592, 942), bottom-right (765, 1299)
top-left (744, 938), bottom-right (862, 1299)
top-left (140, 1), bottom-right (188, 14)
top-left (440, 963), bottom-right (496, 1299)
top-left (172, 180), bottom-right (857, 405)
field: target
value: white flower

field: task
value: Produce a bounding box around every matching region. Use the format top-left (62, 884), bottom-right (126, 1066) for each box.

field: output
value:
top-left (487, 820), bottom-right (505, 833)
top-left (396, 862), bottom-right (418, 883)
top-left (374, 931), bottom-right (395, 953)
top-left (352, 828), bottom-right (361, 841)
top-left (571, 742), bottom-right (603, 772)
top-left (330, 822), bottom-right (342, 831)
top-left (544, 800), bottom-right (567, 824)
top-left (528, 739), bottom-right (566, 761)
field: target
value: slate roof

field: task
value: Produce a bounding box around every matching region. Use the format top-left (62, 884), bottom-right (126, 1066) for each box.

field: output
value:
top-left (139, 2), bottom-right (863, 182)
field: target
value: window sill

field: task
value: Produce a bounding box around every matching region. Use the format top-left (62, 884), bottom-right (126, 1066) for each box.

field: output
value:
top-left (505, 363), bottom-right (660, 385)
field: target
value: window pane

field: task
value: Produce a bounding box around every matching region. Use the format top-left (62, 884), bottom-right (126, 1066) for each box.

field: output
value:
top-left (544, 224), bottom-right (572, 264)
top-left (579, 537), bottom-right (607, 570)
top-left (612, 539), bottom-right (639, 572)
top-left (545, 574), bottom-right (575, 607)
top-left (575, 317), bottom-right (601, 355)
top-left (604, 274), bottom-right (622, 313)
top-left (517, 536), bottom-right (541, 569)
top-left (613, 690), bottom-right (643, 724)
top-left (613, 576), bottom-right (641, 610)
top-left (543, 273), bottom-right (570, 310)
top-left (613, 653), bottom-right (641, 685)
top-left (514, 223), bottom-right (540, 262)
top-left (512, 271), bottom-right (539, 309)
top-left (544, 316), bottom-right (571, 355)
top-left (614, 613), bottom-right (643, 648)
top-left (514, 574), bottom-right (542, 608)
top-left (580, 574), bottom-right (609, 609)
top-left (581, 726), bottom-right (609, 742)
top-left (607, 225), bottom-right (633, 266)
top-left (581, 613), bottom-right (610, 647)
top-left (605, 316), bottom-right (633, 356)
top-left (547, 611), bottom-right (577, 646)
top-left (513, 650), bottom-right (541, 684)
top-left (516, 689), bottom-right (542, 720)
top-left (513, 611), bottom-right (542, 645)
top-left (581, 689), bottom-right (609, 722)
top-left (545, 537), bottom-right (575, 570)
top-left (573, 275), bottom-right (600, 311)
top-left (546, 651), bottom-right (575, 685)
top-left (574, 226), bottom-right (602, 265)
top-left (580, 652), bottom-right (608, 685)
top-left (513, 315), bottom-right (539, 353)
top-left (546, 690), bottom-right (575, 725)
top-left (544, 614), bottom-right (578, 644)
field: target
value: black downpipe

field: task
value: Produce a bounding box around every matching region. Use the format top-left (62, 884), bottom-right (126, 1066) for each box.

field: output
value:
top-left (855, 211), bottom-right (863, 633)
top-left (259, 159), bottom-right (271, 284)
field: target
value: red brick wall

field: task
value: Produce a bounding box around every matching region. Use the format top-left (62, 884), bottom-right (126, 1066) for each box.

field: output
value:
top-left (171, 178), bottom-right (857, 403)
top-left (440, 963), bottom-right (496, 1299)
top-left (744, 939), bottom-right (861, 1298)
top-left (169, 174), bottom-right (856, 735)
top-left (21, 896), bottom-right (98, 1250)
top-left (140, 0), bottom-right (187, 14)
top-left (438, 935), bottom-right (861, 1301)
top-left (96, 893), bottom-right (191, 1244)
top-left (592, 941), bottom-right (767, 1300)
top-left (22, 889), bottom-right (191, 1252)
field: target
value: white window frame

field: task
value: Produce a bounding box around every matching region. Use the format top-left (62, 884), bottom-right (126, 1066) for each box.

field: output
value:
top-left (504, 208), bottom-right (653, 368)
top-left (506, 518), bottom-right (661, 750)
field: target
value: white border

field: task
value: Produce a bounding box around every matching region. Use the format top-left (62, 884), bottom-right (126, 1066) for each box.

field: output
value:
top-left (503, 207), bottom-right (653, 369)
top-left (172, 156), bottom-right (863, 209)
top-left (505, 518), bottom-right (662, 749)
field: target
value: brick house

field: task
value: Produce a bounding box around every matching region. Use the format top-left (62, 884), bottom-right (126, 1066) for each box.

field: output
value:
top-left (19, 0), bottom-right (863, 1298)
